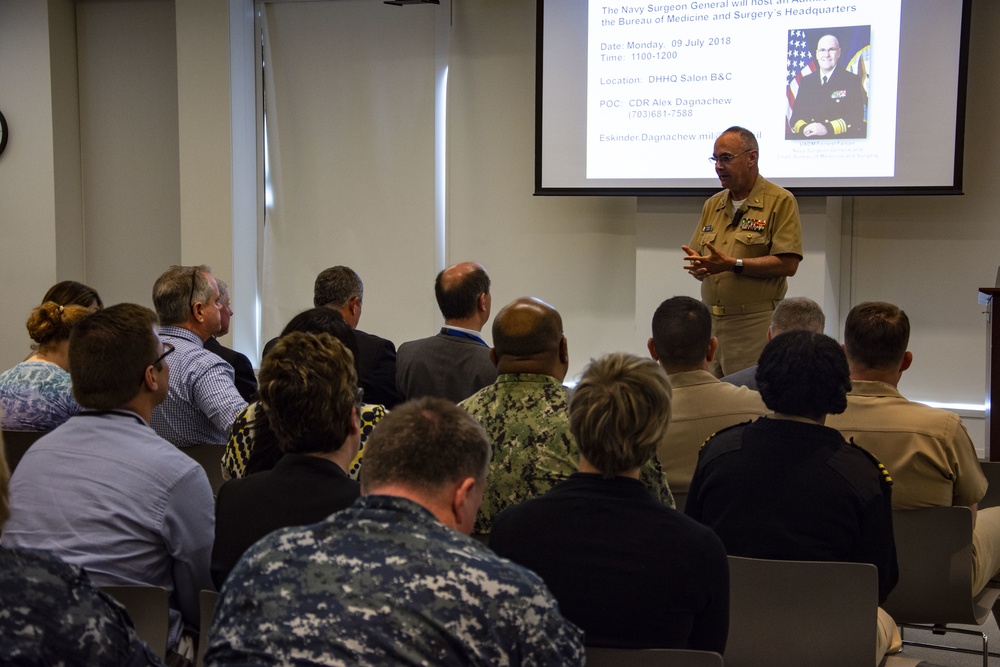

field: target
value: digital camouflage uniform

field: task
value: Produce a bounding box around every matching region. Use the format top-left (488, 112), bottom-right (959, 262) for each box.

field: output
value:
top-left (0, 546), bottom-right (164, 666)
top-left (206, 495), bottom-right (584, 666)
top-left (460, 373), bottom-right (674, 535)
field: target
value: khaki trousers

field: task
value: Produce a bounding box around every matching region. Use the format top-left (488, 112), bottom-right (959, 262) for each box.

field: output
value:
top-left (711, 309), bottom-right (772, 377)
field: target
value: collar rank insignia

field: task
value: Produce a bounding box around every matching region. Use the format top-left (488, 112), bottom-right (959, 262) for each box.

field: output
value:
top-left (739, 218), bottom-right (766, 232)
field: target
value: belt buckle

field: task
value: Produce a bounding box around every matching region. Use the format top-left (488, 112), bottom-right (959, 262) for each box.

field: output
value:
top-left (711, 305), bottom-right (726, 316)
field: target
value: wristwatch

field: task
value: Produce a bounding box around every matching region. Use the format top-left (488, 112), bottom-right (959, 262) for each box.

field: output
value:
top-left (734, 259), bottom-right (744, 274)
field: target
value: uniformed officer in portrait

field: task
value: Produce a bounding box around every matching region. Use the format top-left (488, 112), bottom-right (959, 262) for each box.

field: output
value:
top-left (790, 34), bottom-right (867, 139)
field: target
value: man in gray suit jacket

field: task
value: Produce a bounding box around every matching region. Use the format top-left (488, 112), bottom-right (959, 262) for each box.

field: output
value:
top-left (397, 262), bottom-right (497, 403)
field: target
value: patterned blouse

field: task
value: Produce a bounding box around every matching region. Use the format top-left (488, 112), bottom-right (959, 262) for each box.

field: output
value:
top-left (0, 361), bottom-right (81, 431)
top-left (222, 402), bottom-right (386, 480)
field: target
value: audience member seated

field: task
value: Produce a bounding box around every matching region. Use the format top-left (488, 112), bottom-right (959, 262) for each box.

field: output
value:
top-left (0, 301), bottom-right (90, 431)
top-left (1, 304), bottom-right (215, 661)
top-left (206, 398), bottom-right (584, 665)
top-left (0, 427), bottom-right (165, 666)
top-left (828, 301), bottom-right (1000, 595)
top-left (42, 280), bottom-right (104, 312)
top-left (648, 296), bottom-right (767, 496)
top-left (222, 307), bottom-right (385, 480)
top-left (397, 261), bottom-right (498, 402)
top-left (461, 297), bottom-right (673, 535)
top-left (204, 278), bottom-right (258, 402)
top-left (263, 266), bottom-right (401, 408)
top-left (211, 332), bottom-right (362, 588)
top-left (150, 265), bottom-right (248, 447)
top-left (490, 352), bottom-right (729, 652)
top-left (720, 296), bottom-right (826, 391)
top-left (685, 330), bottom-right (899, 663)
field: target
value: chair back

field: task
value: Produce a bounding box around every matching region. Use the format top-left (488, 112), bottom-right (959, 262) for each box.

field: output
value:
top-left (182, 444), bottom-right (227, 495)
top-left (101, 585), bottom-right (170, 659)
top-left (978, 462), bottom-right (1000, 510)
top-left (671, 492), bottom-right (688, 513)
top-left (585, 647), bottom-right (722, 666)
top-left (725, 555), bottom-right (877, 667)
top-left (1, 429), bottom-right (48, 473)
top-left (586, 646), bottom-right (722, 667)
top-left (196, 589), bottom-right (220, 667)
top-left (884, 506), bottom-right (997, 626)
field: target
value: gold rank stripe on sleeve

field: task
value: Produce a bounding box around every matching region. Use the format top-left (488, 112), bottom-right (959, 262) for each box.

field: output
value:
top-left (829, 118), bottom-right (849, 135)
top-left (876, 462), bottom-right (893, 485)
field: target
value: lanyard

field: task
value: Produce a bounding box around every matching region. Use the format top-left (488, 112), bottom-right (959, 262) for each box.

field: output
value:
top-left (440, 328), bottom-right (488, 347)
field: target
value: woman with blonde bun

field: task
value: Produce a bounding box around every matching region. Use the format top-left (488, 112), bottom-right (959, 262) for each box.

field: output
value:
top-left (0, 301), bottom-right (91, 431)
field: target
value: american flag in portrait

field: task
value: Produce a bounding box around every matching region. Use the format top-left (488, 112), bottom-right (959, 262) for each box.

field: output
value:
top-left (786, 29), bottom-right (815, 125)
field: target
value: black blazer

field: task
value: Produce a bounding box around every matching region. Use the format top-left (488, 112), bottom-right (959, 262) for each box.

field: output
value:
top-left (262, 329), bottom-right (400, 409)
top-left (354, 329), bottom-right (402, 409)
top-left (204, 336), bottom-right (258, 403)
top-left (211, 453), bottom-right (360, 588)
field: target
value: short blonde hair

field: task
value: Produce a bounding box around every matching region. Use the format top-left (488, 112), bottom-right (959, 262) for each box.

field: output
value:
top-left (569, 352), bottom-right (672, 477)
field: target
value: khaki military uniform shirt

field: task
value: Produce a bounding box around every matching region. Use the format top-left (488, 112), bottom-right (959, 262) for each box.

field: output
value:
top-left (690, 175), bottom-right (803, 309)
top-left (827, 380), bottom-right (987, 508)
top-left (659, 370), bottom-right (768, 494)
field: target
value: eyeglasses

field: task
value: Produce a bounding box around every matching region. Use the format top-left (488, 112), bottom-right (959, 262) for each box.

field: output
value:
top-left (187, 268), bottom-right (199, 313)
top-left (709, 149), bottom-right (753, 165)
top-left (151, 343), bottom-right (175, 368)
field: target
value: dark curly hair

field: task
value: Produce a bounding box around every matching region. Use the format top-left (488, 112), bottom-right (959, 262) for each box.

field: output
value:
top-left (756, 331), bottom-right (851, 417)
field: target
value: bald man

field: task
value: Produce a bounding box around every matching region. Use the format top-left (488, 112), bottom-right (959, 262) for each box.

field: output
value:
top-left (396, 262), bottom-right (497, 403)
top-left (461, 297), bottom-right (673, 536)
top-left (789, 34), bottom-right (867, 139)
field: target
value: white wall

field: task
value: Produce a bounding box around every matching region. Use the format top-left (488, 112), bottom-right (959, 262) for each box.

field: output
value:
top-left (448, 0), bottom-right (640, 381)
top-left (0, 1), bottom-right (63, 367)
top-left (76, 0), bottom-right (181, 308)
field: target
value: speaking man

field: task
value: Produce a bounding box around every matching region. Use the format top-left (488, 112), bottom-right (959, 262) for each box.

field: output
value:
top-left (682, 126), bottom-right (802, 376)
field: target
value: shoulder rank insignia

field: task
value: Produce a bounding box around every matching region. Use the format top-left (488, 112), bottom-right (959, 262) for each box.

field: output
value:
top-left (739, 218), bottom-right (766, 232)
top-left (848, 437), bottom-right (893, 485)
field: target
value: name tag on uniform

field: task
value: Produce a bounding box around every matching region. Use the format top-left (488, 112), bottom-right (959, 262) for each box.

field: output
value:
top-left (739, 218), bottom-right (767, 232)
top-left (702, 225), bottom-right (713, 232)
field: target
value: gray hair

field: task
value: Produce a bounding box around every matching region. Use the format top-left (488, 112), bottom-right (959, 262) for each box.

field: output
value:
top-left (216, 278), bottom-right (230, 304)
top-left (314, 266), bottom-right (363, 309)
top-left (722, 126), bottom-right (759, 153)
top-left (152, 265), bottom-right (214, 325)
top-left (772, 297), bottom-right (825, 335)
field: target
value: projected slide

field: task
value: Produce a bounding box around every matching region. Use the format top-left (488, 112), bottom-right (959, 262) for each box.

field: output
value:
top-left (586, 0), bottom-right (900, 180)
